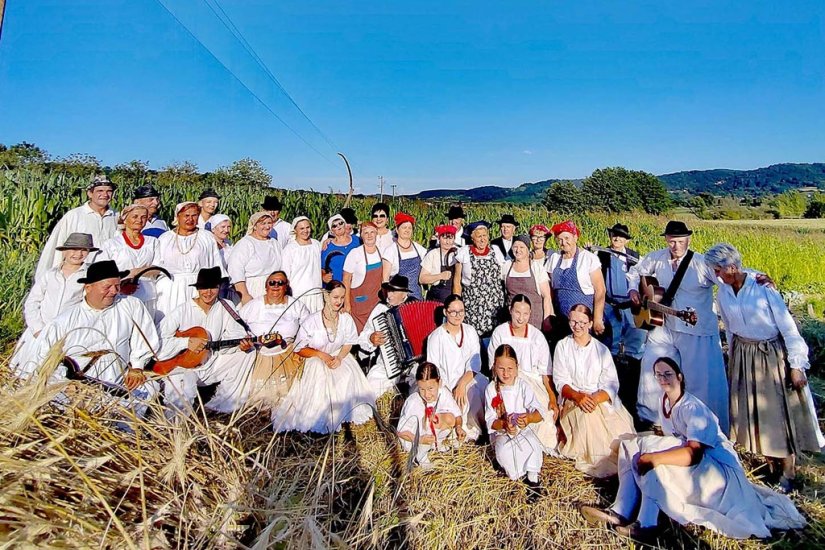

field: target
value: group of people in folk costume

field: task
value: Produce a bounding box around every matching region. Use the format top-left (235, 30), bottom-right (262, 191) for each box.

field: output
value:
top-left (9, 174), bottom-right (823, 540)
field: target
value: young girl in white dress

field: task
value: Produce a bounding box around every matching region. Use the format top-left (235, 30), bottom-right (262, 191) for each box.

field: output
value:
top-left (581, 357), bottom-right (807, 540)
top-left (271, 280), bottom-right (375, 434)
top-left (485, 344), bottom-right (545, 503)
top-left (397, 362), bottom-right (464, 468)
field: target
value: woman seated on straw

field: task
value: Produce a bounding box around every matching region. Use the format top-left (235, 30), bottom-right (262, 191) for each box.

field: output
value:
top-left (425, 294), bottom-right (489, 442)
top-left (488, 294), bottom-right (558, 453)
top-left (398, 362), bottom-right (464, 469)
top-left (485, 344), bottom-right (545, 503)
top-left (271, 280), bottom-right (375, 434)
top-left (10, 233), bottom-right (96, 376)
top-left (581, 357), bottom-right (807, 540)
top-left (227, 212), bottom-right (283, 305)
top-left (239, 271), bottom-right (310, 408)
top-left (705, 243), bottom-right (824, 492)
top-left (554, 303), bottom-right (635, 477)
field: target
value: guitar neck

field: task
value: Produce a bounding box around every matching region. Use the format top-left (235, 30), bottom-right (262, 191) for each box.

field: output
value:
top-left (206, 332), bottom-right (284, 351)
top-left (645, 300), bottom-right (680, 317)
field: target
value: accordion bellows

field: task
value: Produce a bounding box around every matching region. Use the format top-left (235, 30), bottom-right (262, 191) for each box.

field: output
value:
top-left (375, 300), bottom-right (441, 378)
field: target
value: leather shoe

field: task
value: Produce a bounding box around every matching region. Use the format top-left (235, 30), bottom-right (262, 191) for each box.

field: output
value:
top-left (580, 506), bottom-right (628, 527)
top-left (615, 522), bottom-right (659, 540)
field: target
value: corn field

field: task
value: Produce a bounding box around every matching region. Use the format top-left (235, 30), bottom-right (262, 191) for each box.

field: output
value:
top-left (1, 167), bottom-right (824, 343)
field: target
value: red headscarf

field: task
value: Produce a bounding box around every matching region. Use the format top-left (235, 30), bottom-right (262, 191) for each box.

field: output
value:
top-left (550, 220), bottom-right (579, 237)
top-left (529, 224), bottom-right (550, 237)
top-left (394, 212), bottom-right (415, 226)
top-left (435, 224), bottom-right (457, 236)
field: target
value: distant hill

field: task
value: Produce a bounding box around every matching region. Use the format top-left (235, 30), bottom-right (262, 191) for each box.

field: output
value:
top-left (406, 163), bottom-right (825, 203)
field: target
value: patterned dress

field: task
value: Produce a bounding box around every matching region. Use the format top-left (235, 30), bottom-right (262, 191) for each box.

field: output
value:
top-left (463, 251), bottom-right (505, 336)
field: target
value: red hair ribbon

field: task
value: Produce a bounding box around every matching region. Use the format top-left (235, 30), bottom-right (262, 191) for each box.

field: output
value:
top-left (550, 220), bottom-right (579, 237)
top-left (424, 406), bottom-right (439, 451)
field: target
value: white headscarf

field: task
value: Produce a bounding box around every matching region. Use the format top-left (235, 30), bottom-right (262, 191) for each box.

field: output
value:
top-left (246, 211), bottom-right (273, 236)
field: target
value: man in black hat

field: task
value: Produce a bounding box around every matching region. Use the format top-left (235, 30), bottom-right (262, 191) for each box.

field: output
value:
top-left (357, 274), bottom-right (414, 397)
top-left (594, 223), bottom-right (645, 413)
top-left (197, 189), bottom-right (221, 230)
top-left (491, 214), bottom-right (519, 260)
top-left (133, 184), bottom-right (168, 238)
top-left (627, 220), bottom-right (730, 431)
top-left (447, 205), bottom-right (466, 247)
top-left (35, 174), bottom-right (117, 277)
top-left (17, 260), bottom-right (160, 414)
top-left (262, 195), bottom-right (292, 243)
top-left (158, 266), bottom-right (256, 416)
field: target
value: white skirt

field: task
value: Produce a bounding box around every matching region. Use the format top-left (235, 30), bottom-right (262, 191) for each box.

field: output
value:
top-left (560, 400), bottom-right (636, 478)
top-left (521, 372), bottom-right (559, 453)
top-left (619, 434), bottom-right (806, 538)
top-left (271, 354), bottom-right (375, 434)
top-left (296, 290), bottom-right (324, 314)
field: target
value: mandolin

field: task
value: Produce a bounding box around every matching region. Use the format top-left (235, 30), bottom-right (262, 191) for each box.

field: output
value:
top-left (630, 276), bottom-right (697, 330)
top-left (151, 326), bottom-right (287, 375)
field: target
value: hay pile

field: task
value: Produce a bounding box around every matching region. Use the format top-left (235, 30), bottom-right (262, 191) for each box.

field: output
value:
top-left (1, 359), bottom-right (824, 549)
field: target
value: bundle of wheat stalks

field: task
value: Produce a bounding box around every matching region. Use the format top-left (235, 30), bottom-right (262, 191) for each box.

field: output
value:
top-left (1, 351), bottom-right (823, 549)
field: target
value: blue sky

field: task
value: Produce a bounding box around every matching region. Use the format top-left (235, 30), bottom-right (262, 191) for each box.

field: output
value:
top-left (1, 1), bottom-right (823, 193)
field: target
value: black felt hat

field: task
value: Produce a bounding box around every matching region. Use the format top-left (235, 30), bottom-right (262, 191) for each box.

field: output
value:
top-left (381, 274), bottom-right (411, 293)
top-left (661, 221), bottom-right (693, 237)
top-left (77, 260), bottom-right (129, 284)
top-left (198, 189), bottom-right (220, 200)
top-left (496, 214), bottom-right (520, 227)
top-left (189, 266), bottom-right (228, 289)
top-left (262, 195), bottom-right (283, 210)
top-left (340, 207), bottom-right (358, 225)
top-left (133, 184), bottom-right (160, 200)
top-left (606, 223), bottom-right (632, 239)
top-left (446, 205), bottom-right (465, 220)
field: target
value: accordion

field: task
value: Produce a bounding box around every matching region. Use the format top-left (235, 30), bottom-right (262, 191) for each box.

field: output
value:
top-left (374, 300), bottom-right (441, 379)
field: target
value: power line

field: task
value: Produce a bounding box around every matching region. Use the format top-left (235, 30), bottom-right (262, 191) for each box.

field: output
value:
top-left (153, 0), bottom-right (338, 167)
top-left (202, 0), bottom-right (340, 152)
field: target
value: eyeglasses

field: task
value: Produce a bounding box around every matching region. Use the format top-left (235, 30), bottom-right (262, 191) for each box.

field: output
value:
top-left (372, 213), bottom-right (388, 218)
top-left (653, 372), bottom-right (676, 380)
top-left (568, 319), bottom-right (590, 327)
top-left (331, 222), bottom-right (344, 229)
top-left (446, 309), bottom-right (465, 316)
top-left (267, 280), bottom-right (287, 287)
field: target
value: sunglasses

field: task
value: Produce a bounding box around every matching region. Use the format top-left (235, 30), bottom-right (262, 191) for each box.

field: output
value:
top-left (267, 280), bottom-right (288, 287)
top-left (372, 213), bottom-right (388, 218)
top-left (331, 222), bottom-right (344, 229)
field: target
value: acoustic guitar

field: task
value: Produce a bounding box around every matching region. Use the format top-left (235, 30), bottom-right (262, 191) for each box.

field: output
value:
top-left (151, 326), bottom-right (287, 375)
top-left (630, 276), bottom-right (698, 330)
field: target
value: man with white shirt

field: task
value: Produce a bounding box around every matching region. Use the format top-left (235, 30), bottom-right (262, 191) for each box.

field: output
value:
top-left (158, 266), bottom-right (256, 416)
top-left (20, 260), bottom-right (160, 416)
top-left (627, 221), bottom-right (728, 430)
top-left (36, 175), bottom-right (118, 277)
top-left (262, 195), bottom-right (292, 244)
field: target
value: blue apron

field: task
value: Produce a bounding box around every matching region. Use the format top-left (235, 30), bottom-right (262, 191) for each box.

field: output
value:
top-left (396, 242), bottom-right (423, 300)
top-left (552, 248), bottom-right (593, 318)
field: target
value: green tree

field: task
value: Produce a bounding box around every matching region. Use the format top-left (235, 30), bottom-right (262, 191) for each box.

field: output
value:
top-left (542, 181), bottom-right (587, 214)
top-left (580, 167), bottom-right (641, 213)
top-left (157, 161), bottom-right (201, 187)
top-left (50, 153), bottom-right (101, 177)
top-left (636, 172), bottom-right (672, 214)
top-left (111, 160), bottom-right (153, 187)
top-left (805, 192), bottom-right (825, 218)
top-left (769, 190), bottom-right (807, 218)
top-left (0, 142), bottom-right (48, 168)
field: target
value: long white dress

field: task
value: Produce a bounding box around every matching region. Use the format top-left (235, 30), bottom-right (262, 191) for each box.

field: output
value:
top-left (158, 299), bottom-right (256, 415)
top-left (154, 230), bottom-right (224, 320)
top-left (554, 335), bottom-right (636, 477)
top-left (281, 239), bottom-right (324, 313)
top-left (488, 322), bottom-right (558, 452)
top-left (227, 235), bottom-right (282, 300)
top-left (485, 378), bottom-right (545, 480)
top-left (99, 233), bottom-right (160, 316)
top-left (271, 312), bottom-right (375, 433)
top-left (35, 203), bottom-right (118, 277)
top-left (398, 386), bottom-right (462, 463)
top-left (426, 323), bottom-right (489, 441)
top-left (22, 296), bottom-right (161, 417)
top-left (611, 392), bottom-right (807, 538)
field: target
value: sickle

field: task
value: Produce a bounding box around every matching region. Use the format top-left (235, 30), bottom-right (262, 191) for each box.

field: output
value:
top-left (123, 266), bottom-right (173, 286)
top-left (323, 250), bottom-right (345, 273)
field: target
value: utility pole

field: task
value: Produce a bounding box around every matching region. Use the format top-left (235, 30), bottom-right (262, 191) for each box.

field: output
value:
top-left (391, 184), bottom-right (397, 201)
top-left (0, 0), bottom-right (8, 43)
top-left (378, 175), bottom-right (384, 202)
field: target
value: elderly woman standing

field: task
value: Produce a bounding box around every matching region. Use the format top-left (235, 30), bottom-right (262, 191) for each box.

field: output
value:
top-left (453, 221), bottom-right (505, 337)
top-left (382, 212), bottom-right (427, 300)
top-left (99, 203), bottom-right (160, 316)
top-left (546, 220), bottom-right (606, 350)
top-left (282, 216), bottom-right (324, 313)
top-left (420, 224), bottom-right (459, 303)
top-left (227, 212), bottom-right (282, 305)
top-left (208, 214), bottom-right (233, 270)
top-left (343, 222), bottom-right (387, 332)
top-left (155, 202), bottom-right (224, 320)
top-left (706, 243), bottom-right (824, 491)
top-left (271, 280), bottom-right (375, 434)
top-left (502, 235), bottom-right (553, 330)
